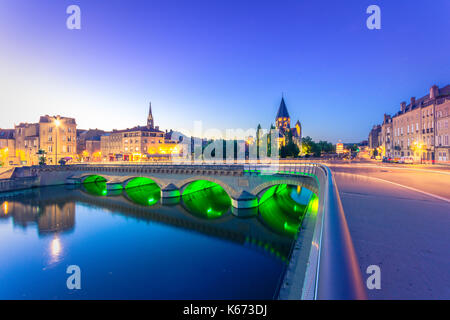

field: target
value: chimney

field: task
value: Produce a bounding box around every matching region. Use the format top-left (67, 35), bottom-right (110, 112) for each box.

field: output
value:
top-left (430, 85), bottom-right (439, 100)
top-left (410, 97), bottom-right (416, 106)
top-left (400, 102), bottom-right (406, 112)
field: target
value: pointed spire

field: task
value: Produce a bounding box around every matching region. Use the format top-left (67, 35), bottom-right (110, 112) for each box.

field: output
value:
top-left (147, 102), bottom-right (154, 129)
top-left (276, 96), bottom-right (290, 119)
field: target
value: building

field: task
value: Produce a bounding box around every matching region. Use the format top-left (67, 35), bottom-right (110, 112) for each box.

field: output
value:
top-left (77, 129), bottom-right (105, 162)
top-left (435, 96), bottom-right (450, 162)
top-left (1, 115), bottom-right (77, 166)
top-left (274, 97), bottom-right (302, 149)
top-left (368, 124), bottom-right (381, 151)
top-left (14, 122), bottom-right (40, 165)
top-left (380, 114), bottom-right (393, 157)
top-left (0, 129), bottom-right (16, 166)
top-left (38, 116), bottom-right (77, 165)
top-left (100, 103), bottom-right (179, 161)
top-left (371, 84), bottom-right (450, 163)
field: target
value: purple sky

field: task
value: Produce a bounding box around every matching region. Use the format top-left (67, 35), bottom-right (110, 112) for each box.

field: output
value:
top-left (0, 0), bottom-right (449, 142)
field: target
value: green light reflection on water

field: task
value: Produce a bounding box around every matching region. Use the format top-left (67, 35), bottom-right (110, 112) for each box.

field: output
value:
top-left (125, 177), bottom-right (161, 206)
top-left (82, 175), bottom-right (108, 196)
top-left (182, 180), bottom-right (231, 220)
top-left (258, 185), bottom-right (313, 238)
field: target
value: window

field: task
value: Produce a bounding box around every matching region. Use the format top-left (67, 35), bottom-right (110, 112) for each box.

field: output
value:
top-left (48, 136), bottom-right (52, 142)
top-left (48, 146), bottom-right (53, 152)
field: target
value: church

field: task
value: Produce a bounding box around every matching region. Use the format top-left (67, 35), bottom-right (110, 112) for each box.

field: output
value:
top-left (274, 97), bottom-right (302, 149)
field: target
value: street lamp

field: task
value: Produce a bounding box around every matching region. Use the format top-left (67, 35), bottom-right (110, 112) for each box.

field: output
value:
top-left (54, 118), bottom-right (61, 165)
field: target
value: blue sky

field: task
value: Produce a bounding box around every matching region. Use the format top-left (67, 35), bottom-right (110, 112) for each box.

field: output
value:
top-left (0, 0), bottom-right (449, 142)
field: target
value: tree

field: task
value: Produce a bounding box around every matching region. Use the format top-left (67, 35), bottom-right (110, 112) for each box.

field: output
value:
top-left (256, 124), bottom-right (261, 159)
top-left (37, 149), bottom-right (47, 165)
top-left (280, 130), bottom-right (300, 158)
top-left (301, 136), bottom-right (335, 157)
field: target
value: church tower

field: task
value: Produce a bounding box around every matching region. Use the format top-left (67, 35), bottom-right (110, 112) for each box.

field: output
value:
top-left (147, 102), bottom-right (154, 129)
top-left (275, 96), bottom-right (290, 130)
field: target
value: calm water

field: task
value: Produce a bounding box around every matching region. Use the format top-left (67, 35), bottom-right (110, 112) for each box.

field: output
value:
top-left (0, 180), bottom-right (317, 300)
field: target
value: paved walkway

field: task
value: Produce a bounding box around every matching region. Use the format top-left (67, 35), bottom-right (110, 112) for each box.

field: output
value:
top-left (334, 171), bottom-right (450, 299)
top-left (0, 167), bottom-right (14, 180)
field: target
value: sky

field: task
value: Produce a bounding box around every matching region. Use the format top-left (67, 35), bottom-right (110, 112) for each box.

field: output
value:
top-left (0, 0), bottom-right (449, 143)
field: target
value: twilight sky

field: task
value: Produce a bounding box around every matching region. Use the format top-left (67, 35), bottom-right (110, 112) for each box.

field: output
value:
top-left (0, 0), bottom-right (449, 142)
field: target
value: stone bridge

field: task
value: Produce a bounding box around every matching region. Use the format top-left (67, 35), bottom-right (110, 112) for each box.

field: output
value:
top-left (9, 164), bottom-right (320, 209)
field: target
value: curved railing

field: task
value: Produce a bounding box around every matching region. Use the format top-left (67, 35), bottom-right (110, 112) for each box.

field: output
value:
top-left (313, 164), bottom-right (367, 300)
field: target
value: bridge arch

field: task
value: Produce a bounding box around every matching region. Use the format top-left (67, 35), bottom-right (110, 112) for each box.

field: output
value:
top-left (81, 174), bottom-right (107, 184)
top-left (251, 178), bottom-right (318, 198)
top-left (123, 176), bottom-right (164, 189)
top-left (176, 176), bottom-right (238, 199)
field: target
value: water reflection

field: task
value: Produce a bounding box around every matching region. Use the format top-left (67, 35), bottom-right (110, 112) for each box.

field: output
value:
top-left (49, 235), bottom-right (62, 264)
top-left (259, 185), bottom-right (317, 238)
top-left (125, 182), bottom-right (161, 206)
top-left (181, 181), bottom-right (231, 220)
top-left (0, 196), bottom-right (75, 236)
top-left (0, 183), bottom-right (318, 256)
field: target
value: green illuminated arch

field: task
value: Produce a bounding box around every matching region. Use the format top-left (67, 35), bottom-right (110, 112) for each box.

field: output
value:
top-left (125, 177), bottom-right (161, 206)
top-left (125, 177), bottom-right (159, 190)
top-left (181, 180), bottom-right (231, 219)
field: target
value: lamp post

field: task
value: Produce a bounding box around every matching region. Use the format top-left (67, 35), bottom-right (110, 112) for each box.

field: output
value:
top-left (54, 119), bottom-right (61, 165)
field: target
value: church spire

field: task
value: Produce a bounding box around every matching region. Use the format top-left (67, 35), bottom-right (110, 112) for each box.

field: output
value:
top-left (147, 102), bottom-right (154, 129)
top-left (275, 96), bottom-right (291, 130)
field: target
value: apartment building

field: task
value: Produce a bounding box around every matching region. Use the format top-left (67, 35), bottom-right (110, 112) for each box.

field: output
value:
top-left (375, 84), bottom-right (450, 163)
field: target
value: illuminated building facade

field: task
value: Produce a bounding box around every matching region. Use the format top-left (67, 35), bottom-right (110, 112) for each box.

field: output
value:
top-left (274, 97), bottom-right (302, 148)
top-left (38, 116), bottom-right (77, 165)
top-left (100, 103), bottom-right (179, 161)
top-left (77, 129), bottom-right (105, 162)
top-left (1, 116), bottom-right (77, 166)
top-left (373, 84), bottom-right (450, 162)
top-left (0, 129), bottom-right (15, 166)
